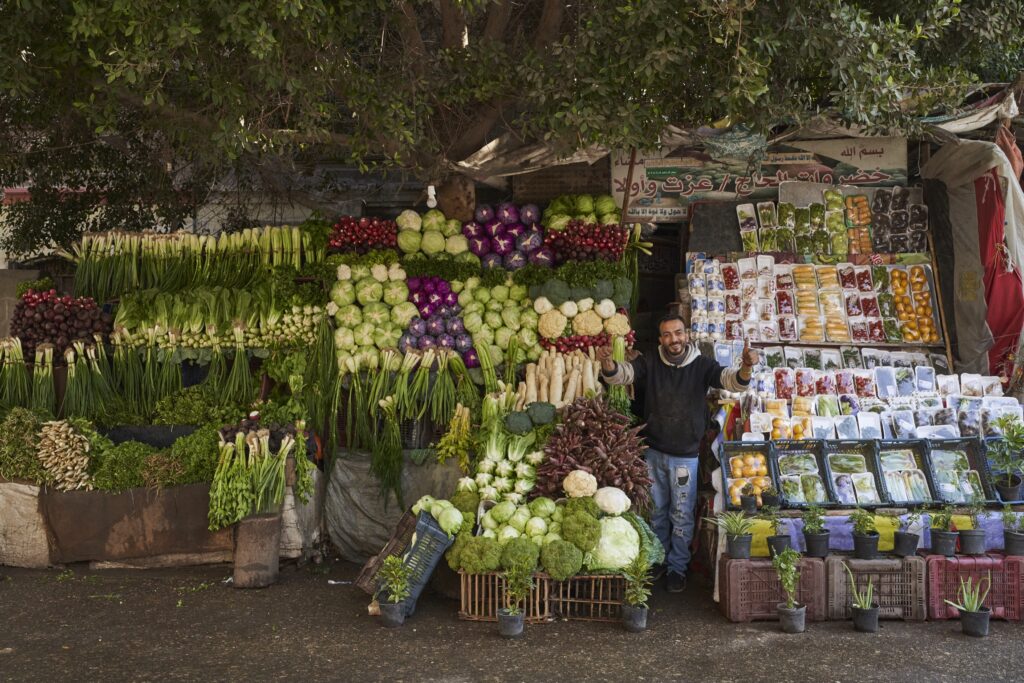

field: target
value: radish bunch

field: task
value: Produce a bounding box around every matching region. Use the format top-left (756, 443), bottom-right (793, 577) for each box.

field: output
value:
top-left (11, 290), bottom-right (113, 355)
top-left (543, 219), bottom-right (629, 264)
top-left (329, 216), bottom-right (398, 253)
top-left (539, 329), bottom-right (635, 353)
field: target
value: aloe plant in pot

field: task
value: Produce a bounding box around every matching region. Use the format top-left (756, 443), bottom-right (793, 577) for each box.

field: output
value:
top-left (960, 496), bottom-right (988, 555)
top-left (843, 563), bottom-right (878, 632)
top-left (713, 511), bottom-right (755, 559)
top-left (621, 554), bottom-right (652, 633)
top-left (760, 505), bottom-right (792, 557)
top-left (773, 547), bottom-right (805, 633)
top-left (801, 505), bottom-right (830, 558)
top-left (376, 555), bottom-right (412, 628)
top-left (740, 482), bottom-right (758, 514)
top-left (989, 414), bottom-right (1024, 502)
top-left (1001, 504), bottom-right (1024, 556)
top-left (945, 574), bottom-right (992, 637)
top-left (497, 564), bottom-right (532, 638)
top-left (892, 510), bottom-right (922, 558)
top-left (930, 503), bottom-right (958, 557)
top-left (849, 508), bottom-right (879, 559)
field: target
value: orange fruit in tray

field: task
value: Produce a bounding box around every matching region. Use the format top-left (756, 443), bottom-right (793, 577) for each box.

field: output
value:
top-left (743, 454), bottom-right (757, 467)
top-left (742, 465), bottom-right (757, 477)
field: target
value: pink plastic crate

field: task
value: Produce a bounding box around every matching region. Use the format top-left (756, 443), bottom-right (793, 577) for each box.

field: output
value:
top-left (926, 553), bottom-right (1024, 620)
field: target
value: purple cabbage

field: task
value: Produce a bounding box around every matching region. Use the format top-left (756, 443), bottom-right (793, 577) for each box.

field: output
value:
top-left (435, 280), bottom-right (451, 296)
top-left (418, 335), bottom-right (437, 350)
top-left (504, 222), bottom-right (526, 239)
top-left (418, 304), bottom-right (435, 319)
top-left (447, 318), bottom-right (465, 335)
top-left (503, 251), bottom-right (527, 270)
top-left (462, 221), bottom-right (484, 239)
top-left (426, 316), bottom-right (447, 336)
top-left (437, 305), bottom-right (453, 319)
top-left (398, 333), bottom-right (417, 353)
top-left (437, 334), bottom-right (455, 349)
top-left (484, 220), bottom-right (504, 239)
top-left (407, 276), bottom-right (422, 291)
top-left (482, 253), bottom-right (504, 270)
top-left (491, 233), bottom-right (515, 256)
top-left (474, 205), bottom-right (494, 223)
top-left (408, 317), bottom-right (427, 337)
top-left (528, 247), bottom-right (555, 267)
top-left (428, 292), bottom-right (443, 307)
top-left (468, 236), bottom-right (491, 256)
top-left (520, 204), bottom-right (540, 225)
top-left (463, 348), bottom-right (480, 368)
top-left (454, 333), bottom-right (473, 352)
top-left (443, 291), bottom-right (459, 307)
top-left (516, 230), bottom-right (543, 253)
top-left (496, 202), bottom-right (519, 225)
top-left (410, 291), bottom-right (425, 306)
top-left (422, 279), bottom-right (436, 295)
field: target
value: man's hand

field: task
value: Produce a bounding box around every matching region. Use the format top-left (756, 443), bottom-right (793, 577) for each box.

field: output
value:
top-left (740, 340), bottom-right (758, 369)
top-left (595, 345), bottom-right (616, 372)
top-left (997, 125), bottom-right (1023, 181)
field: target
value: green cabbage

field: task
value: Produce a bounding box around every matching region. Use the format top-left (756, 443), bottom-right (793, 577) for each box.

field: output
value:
top-left (396, 210), bottom-right (422, 231)
top-left (382, 280), bottom-right (409, 306)
top-left (517, 328), bottom-right (538, 348)
top-left (353, 323), bottom-right (375, 347)
top-left (442, 219), bottom-right (462, 237)
top-left (473, 327), bottom-right (494, 346)
top-left (595, 195), bottom-right (618, 215)
top-left (421, 209), bottom-right (446, 232)
top-left (485, 311), bottom-right (503, 330)
top-left (362, 303), bottom-right (390, 327)
top-left (463, 312), bottom-right (484, 334)
top-left (335, 304), bottom-right (362, 328)
top-left (495, 327), bottom-right (515, 350)
top-left (390, 302), bottom-right (418, 327)
top-left (445, 235), bottom-right (468, 255)
top-left (490, 501), bottom-right (516, 523)
top-left (397, 230), bottom-right (422, 254)
top-left (547, 215), bottom-right (570, 231)
top-left (528, 497), bottom-right (557, 519)
top-left (330, 280), bottom-right (356, 306)
top-left (334, 327), bottom-right (356, 350)
top-left (421, 230), bottom-right (446, 255)
top-left (500, 308), bottom-right (521, 330)
top-left (355, 279), bottom-right (383, 305)
top-left (509, 284), bottom-right (527, 302)
top-left (575, 195), bottom-right (594, 214)
top-left (587, 516), bottom-right (640, 571)
top-left (350, 264), bottom-right (371, 281)
top-left (491, 285), bottom-right (509, 302)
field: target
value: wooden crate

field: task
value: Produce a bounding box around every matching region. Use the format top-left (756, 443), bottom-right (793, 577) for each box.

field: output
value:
top-left (550, 574), bottom-right (625, 622)
top-left (458, 571), bottom-right (552, 624)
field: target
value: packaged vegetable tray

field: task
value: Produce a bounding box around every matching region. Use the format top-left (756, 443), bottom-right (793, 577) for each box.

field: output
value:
top-left (925, 438), bottom-right (996, 504)
top-left (770, 439), bottom-right (831, 508)
top-left (720, 441), bottom-right (778, 510)
top-left (823, 440), bottom-right (889, 507)
top-left (876, 439), bottom-right (936, 505)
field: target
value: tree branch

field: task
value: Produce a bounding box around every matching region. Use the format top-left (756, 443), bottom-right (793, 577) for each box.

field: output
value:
top-left (440, 0), bottom-right (466, 49)
top-left (483, 0), bottom-right (513, 41)
top-left (396, 2), bottom-right (427, 71)
top-left (533, 0), bottom-right (565, 49)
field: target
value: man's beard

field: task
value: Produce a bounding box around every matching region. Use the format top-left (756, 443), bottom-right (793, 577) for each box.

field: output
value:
top-left (663, 341), bottom-right (686, 357)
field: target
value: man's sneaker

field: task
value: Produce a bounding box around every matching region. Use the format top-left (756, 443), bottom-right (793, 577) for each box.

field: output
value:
top-left (666, 572), bottom-right (687, 593)
top-left (650, 563), bottom-right (667, 582)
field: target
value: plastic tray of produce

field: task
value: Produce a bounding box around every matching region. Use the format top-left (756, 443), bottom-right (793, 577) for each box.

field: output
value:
top-left (985, 436), bottom-right (1024, 504)
top-left (876, 439), bottom-right (936, 505)
top-left (823, 440), bottom-right (890, 507)
top-left (925, 438), bottom-right (996, 504)
top-left (769, 439), bottom-right (833, 508)
top-left (720, 441), bottom-right (778, 510)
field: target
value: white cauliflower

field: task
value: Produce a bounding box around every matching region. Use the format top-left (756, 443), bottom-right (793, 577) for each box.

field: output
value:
top-left (370, 264), bottom-right (389, 282)
top-left (571, 310), bottom-right (604, 336)
top-left (563, 469), bottom-right (598, 498)
top-left (336, 264), bottom-right (352, 281)
top-left (559, 300), bottom-right (579, 318)
top-left (593, 487), bottom-right (631, 515)
top-left (538, 309), bottom-right (568, 339)
top-left (577, 297), bottom-right (594, 312)
top-left (595, 299), bottom-right (617, 319)
top-left (533, 296), bottom-right (554, 314)
top-left (604, 312), bottom-right (631, 336)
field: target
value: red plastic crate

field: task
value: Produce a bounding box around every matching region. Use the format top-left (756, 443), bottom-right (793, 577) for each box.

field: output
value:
top-left (719, 556), bottom-right (827, 622)
top-left (926, 553), bottom-right (1024, 621)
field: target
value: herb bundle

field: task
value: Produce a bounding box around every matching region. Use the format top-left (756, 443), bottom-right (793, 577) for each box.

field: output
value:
top-left (1, 337), bottom-right (31, 408)
top-left (371, 396), bottom-right (403, 506)
top-left (29, 344), bottom-right (55, 416)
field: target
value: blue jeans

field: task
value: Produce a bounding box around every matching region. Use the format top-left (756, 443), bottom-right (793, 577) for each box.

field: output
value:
top-left (646, 447), bottom-right (699, 576)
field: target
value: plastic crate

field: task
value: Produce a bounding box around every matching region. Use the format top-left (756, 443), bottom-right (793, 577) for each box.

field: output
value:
top-left (985, 436), bottom-right (1023, 504)
top-left (401, 512), bottom-right (456, 615)
top-left (458, 571), bottom-right (552, 624)
top-left (550, 574), bottom-right (625, 622)
top-left (925, 438), bottom-right (996, 504)
top-left (825, 555), bottom-right (927, 620)
top-left (926, 553), bottom-right (1024, 620)
top-left (355, 511), bottom-right (417, 595)
top-left (770, 439), bottom-right (832, 509)
top-left (823, 440), bottom-right (890, 508)
top-left (877, 439), bottom-right (936, 505)
top-left (718, 556), bottom-right (827, 622)
top-left (399, 418), bottom-right (432, 449)
top-left (720, 441), bottom-right (777, 511)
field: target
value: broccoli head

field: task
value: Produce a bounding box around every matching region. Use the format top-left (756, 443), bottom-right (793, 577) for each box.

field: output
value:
top-left (564, 496), bottom-right (601, 518)
top-left (526, 401), bottom-right (556, 426)
top-left (459, 535), bottom-right (502, 574)
top-left (570, 286), bottom-right (592, 301)
top-left (541, 539), bottom-right (584, 581)
top-left (528, 284), bottom-right (543, 300)
top-left (540, 279), bottom-right (571, 306)
top-left (593, 279), bottom-right (615, 300)
top-left (500, 536), bottom-right (540, 572)
top-left (612, 277), bottom-right (633, 309)
top-left (450, 490), bottom-right (480, 516)
top-left (561, 510), bottom-right (601, 553)
top-left (504, 411), bottom-right (533, 435)
top-left (446, 531), bottom-right (471, 572)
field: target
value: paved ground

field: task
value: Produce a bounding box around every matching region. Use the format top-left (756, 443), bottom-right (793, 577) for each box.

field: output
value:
top-left (1, 556), bottom-right (1021, 682)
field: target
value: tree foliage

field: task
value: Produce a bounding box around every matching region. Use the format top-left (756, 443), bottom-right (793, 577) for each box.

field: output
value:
top-left (1, 0), bottom-right (1023, 255)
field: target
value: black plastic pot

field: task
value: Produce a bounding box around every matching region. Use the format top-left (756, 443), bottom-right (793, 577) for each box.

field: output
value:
top-left (804, 531), bottom-right (830, 558)
top-left (960, 607), bottom-right (991, 637)
top-left (931, 530), bottom-right (958, 557)
top-left (762, 492), bottom-right (781, 508)
top-left (959, 529), bottom-right (987, 555)
top-left (767, 534), bottom-right (792, 557)
top-left (892, 531), bottom-right (921, 558)
top-left (726, 534), bottom-right (752, 559)
top-left (379, 600), bottom-right (406, 628)
top-left (777, 603), bottom-right (806, 634)
top-left (853, 532), bottom-right (880, 560)
top-left (740, 495), bottom-right (758, 514)
top-left (995, 474), bottom-right (1022, 503)
top-left (497, 609), bottom-right (524, 638)
top-left (621, 604), bottom-right (648, 633)
top-left (1005, 530), bottom-right (1024, 556)
top-left (852, 604), bottom-right (880, 633)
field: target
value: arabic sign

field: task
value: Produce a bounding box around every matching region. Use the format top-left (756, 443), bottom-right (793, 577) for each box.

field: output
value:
top-left (611, 137), bottom-right (908, 223)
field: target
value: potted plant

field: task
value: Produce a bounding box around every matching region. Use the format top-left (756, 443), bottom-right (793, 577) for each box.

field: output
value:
top-left (739, 482), bottom-right (758, 514)
top-left (760, 505), bottom-right (791, 557)
top-left (497, 563), bottom-right (532, 638)
top-left (849, 508), bottom-right (879, 560)
top-left (944, 574), bottom-right (992, 637)
top-left (761, 483), bottom-right (781, 508)
top-left (960, 496), bottom-right (987, 555)
top-left (621, 554), bottom-right (652, 633)
top-left (713, 510), bottom-right (756, 559)
top-left (376, 555), bottom-right (412, 628)
top-left (989, 414), bottom-right (1024, 501)
top-left (843, 562), bottom-right (878, 633)
top-left (1002, 504), bottom-right (1024, 556)
top-left (801, 505), bottom-right (830, 558)
top-left (772, 547), bottom-right (805, 633)
top-left (892, 510), bottom-right (922, 558)
top-left (930, 503), bottom-right (958, 556)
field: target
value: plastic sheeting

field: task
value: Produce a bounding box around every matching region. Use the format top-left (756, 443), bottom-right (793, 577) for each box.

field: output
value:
top-left (0, 482), bottom-right (51, 568)
top-left (324, 450), bottom-right (462, 563)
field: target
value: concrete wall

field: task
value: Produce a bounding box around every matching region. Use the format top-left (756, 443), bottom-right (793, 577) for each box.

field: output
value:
top-left (0, 269), bottom-right (40, 336)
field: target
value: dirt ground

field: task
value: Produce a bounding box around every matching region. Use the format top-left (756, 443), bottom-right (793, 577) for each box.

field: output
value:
top-left (1, 557), bottom-right (1021, 682)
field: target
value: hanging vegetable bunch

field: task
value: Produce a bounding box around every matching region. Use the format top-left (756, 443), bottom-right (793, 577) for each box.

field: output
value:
top-left (0, 337), bottom-right (31, 409)
top-left (11, 289), bottom-right (112, 356)
top-left (534, 397), bottom-right (651, 511)
top-left (462, 203), bottom-right (553, 271)
top-left (208, 427), bottom-right (298, 530)
top-left (328, 215), bottom-right (398, 253)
